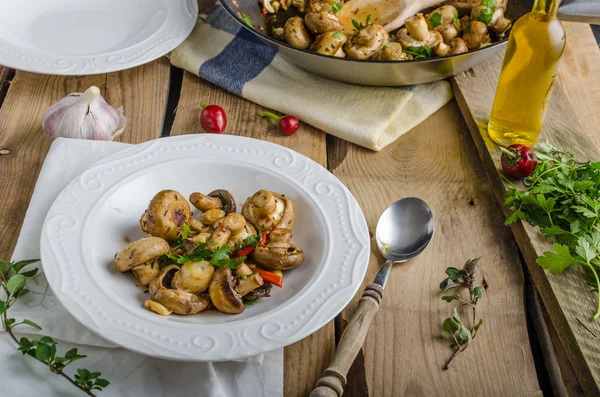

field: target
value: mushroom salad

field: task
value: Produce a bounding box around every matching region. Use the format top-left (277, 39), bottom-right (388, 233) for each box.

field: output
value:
top-left (262, 0), bottom-right (511, 60)
top-left (114, 189), bottom-right (303, 316)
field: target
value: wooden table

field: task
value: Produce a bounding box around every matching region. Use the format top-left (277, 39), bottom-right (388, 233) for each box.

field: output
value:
top-left (1, 6), bottom-right (599, 396)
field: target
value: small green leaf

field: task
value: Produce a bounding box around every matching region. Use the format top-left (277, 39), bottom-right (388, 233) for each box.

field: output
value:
top-left (18, 337), bottom-right (33, 352)
top-left (35, 343), bottom-right (52, 361)
top-left (439, 278), bottom-right (449, 289)
top-left (241, 13), bottom-right (254, 28)
top-left (21, 319), bottom-right (42, 330)
top-left (576, 237), bottom-right (596, 263)
top-left (20, 268), bottom-right (38, 278)
top-left (473, 318), bottom-right (484, 334)
top-left (472, 286), bottom-right (483, 300)
top-left (458, 326), bottom-right (472, 344)
top-left (0, 260), bottom-right (10, 276)
top-left (244, 299), bottom-right (259, 306)
top-left (12, 259), bottom-right (40, 273)
top-left (452, 307), bottom-right (462, 324)
top-left (331, 2), bottom-right (342, 14)
top-left (477, 7), bottom-right (494, 24)
top-left (6, 274), bottom-right (26, 295)
top-left (38, 336), bottom-right (56, 346)
top-left (430, 12), bottom-right (443, 27)
top-left (17, 288), bottom-right (29, 298)
top-left (452, 8), bottom-right (459, 23)
top-left (537, 243), bottom-right (581, 274)
top-left (441, 295), bottom-right (459, 302)
top-left (89, 372), bottom-right (101, 379)
top-left (442, 318), bottom-right (460, 334)
top-left (445, 267), bottom-right (462, 281)
top-left (332, 32), bottom-right (345, 39)
top-left (365, 14), bottom-right (372, 26)
top-left (0, 301), bottom-right (5, 314)
top-left (95, 379), bottom-right (110, 388)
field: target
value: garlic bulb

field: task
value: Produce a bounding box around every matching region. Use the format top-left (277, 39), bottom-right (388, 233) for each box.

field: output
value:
top-left (42, 86), bottom-right (127, 141)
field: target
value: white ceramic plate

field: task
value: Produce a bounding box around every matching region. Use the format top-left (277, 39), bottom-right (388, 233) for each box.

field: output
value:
top-left (40, 135), bottom-right (370, 361)
top-left (0, 0), bottom-right (198, 75)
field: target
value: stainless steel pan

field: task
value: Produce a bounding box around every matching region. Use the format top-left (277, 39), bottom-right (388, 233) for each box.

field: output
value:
top-left (220, 0), bottom-right (599, 86)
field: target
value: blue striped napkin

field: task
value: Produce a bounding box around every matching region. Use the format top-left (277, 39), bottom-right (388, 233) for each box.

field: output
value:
top-left (171, 4), bottom-right (453, 151)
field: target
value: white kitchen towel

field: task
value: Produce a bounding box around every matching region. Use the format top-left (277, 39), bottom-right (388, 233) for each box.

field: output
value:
top-left (2, 138), bottom-right (282, 397)
top-left (170, 4), bottom-right (453, 151)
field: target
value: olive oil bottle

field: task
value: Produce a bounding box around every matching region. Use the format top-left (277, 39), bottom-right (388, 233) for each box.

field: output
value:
top-left (488, 0), bottom-right (566, 147)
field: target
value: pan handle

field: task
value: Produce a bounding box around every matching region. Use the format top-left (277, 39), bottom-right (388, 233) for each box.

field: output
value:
top-left (558, 0), bottom-right (600, 24)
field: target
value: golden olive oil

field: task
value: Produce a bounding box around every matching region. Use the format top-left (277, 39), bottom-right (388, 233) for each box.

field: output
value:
top-left (488, 0), bottom-right (566, 147)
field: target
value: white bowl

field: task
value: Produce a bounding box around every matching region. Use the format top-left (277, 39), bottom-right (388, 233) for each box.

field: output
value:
top-left (40, 135), bottom-right (370, 361)
top-left (0, 0), bottom-right (197, 74)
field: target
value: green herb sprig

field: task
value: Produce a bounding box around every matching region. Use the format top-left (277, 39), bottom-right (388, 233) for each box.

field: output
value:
top-left (351, 15), bottom-right (372, 33)
top-left (242, 13), bottom-right (254, 28)
top-left (0, 259), bottom-right (110, 395)
top-left (165, 240), bottom-right (248, 269)
top-left (440, 258), bottom-right (486, 369)
top-left (403, 46), bottom-right (433, 59)
top-left (504, 143), bottom-right (600, 320)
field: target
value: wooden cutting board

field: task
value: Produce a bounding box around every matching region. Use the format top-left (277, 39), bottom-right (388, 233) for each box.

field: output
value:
top-left (452, 22), bottom-right (600, 396)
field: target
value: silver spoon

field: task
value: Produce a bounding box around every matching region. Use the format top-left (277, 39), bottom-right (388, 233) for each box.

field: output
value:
top-left (310, 197), bottom-right (434, 397)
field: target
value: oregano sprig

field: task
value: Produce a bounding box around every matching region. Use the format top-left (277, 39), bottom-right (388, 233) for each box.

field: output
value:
top-left (440, 258), bottom-right (486, 369)
top-left (1, 258), bottom-right (110, 396)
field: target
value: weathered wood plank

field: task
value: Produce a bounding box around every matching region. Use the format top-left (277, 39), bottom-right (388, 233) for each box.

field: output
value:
top-left (451, 22), bottom-right (600, 396)
top-left (0, 58), bottom-right (171, 259)
top-left (169, 70), bottom-right (333, 397)
top-left (329, 100), bottom-right (541, 396)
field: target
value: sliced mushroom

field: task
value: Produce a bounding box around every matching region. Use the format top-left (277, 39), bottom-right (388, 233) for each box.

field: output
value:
top-left (346, 24), bottom-right (389, 60)
top-left (149, 265), bottom-right (210, 315)
top-left (489, 7), bottom-right (511, 37)
top-left (292, 0), bottom-right (309, 12)
top-left (209, 267), bottom-right (245, 314)
top-left (189, 189), bottom-right (236, 215)
top-left (171, 260), bottom-right (215, 294)
top-left (114, 237), bottom-right (169, 272)
top-left (242, 190), bottom-right (296, 232)
top-left (284, 16), bottom-right (313, 50)
top-left (132, 260), bottom-right (160, 286)
top-left (310, 32), bottom-right (347, 56)
top-left (435, 37), bottom-right (468, 56)
top-left (462, 21), bottom-right (490, 49)
top-left (261, 0), bottom-right (278, 14)
top-left (144, 300), bottom-right (172, 316)
top-left (140, 190), bottom-right (191, 243)
top-left (202, 209), bottom-right (226, 225)
top-left (235, 273), bottom-right (264, 296)
top-left (252, 228), bottom-right (304, 270)
top-left (405, 14), bottom-right (429, 41)
top-left (243, 283), bottom-right (273, 301)
top-left (371, 43), bottom-right (414, 60)
top-left (304, 9), bottom-right (344, 35)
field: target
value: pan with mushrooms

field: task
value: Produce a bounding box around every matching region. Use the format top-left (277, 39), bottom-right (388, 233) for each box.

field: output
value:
top-left (257, 0), bottom-right (511, 60)
top-left (114, 188), bottom-right (305, 317)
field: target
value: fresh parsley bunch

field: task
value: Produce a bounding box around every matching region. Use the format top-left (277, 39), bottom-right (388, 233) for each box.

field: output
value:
top-left (504, 143), bottom-right (600, 320)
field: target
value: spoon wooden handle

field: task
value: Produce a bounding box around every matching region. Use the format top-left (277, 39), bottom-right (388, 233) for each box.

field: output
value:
top-left (309, 283), bottom-right (384, 397)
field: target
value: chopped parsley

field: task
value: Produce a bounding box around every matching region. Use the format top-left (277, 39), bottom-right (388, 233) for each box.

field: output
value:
top-left (332, 32), bottom-right (345, 39)
top-left (236, 235), bottom-right (260, 249)
top-left (174, 223), bottom-right (192, 246)
top-left (389, 34), bottom-right (396, 42)
top-left (403, 46), bottom-right (433, 59)
top-left (452, 8), bottom-right (459, 24)
top-left (241, 13), bottom-right (254, 28)
top-left (351, 14), bottom-right (372, 32)
top-left (430, 12), bottom-right (443, 28)
top-left (477, 8), bottom-right (494, 24)
top-left (163, 241), bottom-right (245, 269)
top-left (478, 0), bottom-right (496, 25)
top-left (331, 2), bottom-right (343, 14)
top-left (464, 22), bottom-right (472, 33)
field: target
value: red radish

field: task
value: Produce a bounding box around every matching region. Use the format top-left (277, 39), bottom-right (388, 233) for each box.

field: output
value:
top-left (500, 144), bottom-right (538, 179)
top-left (200, 103), bottom-right (227, 134)
top-left (260, 111), bottom-right (299, 136)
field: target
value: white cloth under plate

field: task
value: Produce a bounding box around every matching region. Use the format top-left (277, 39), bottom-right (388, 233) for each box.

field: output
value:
top-left (170, 4), bottom-right (453, 152)
top-left (1, 138), bottom-right (282, 397)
